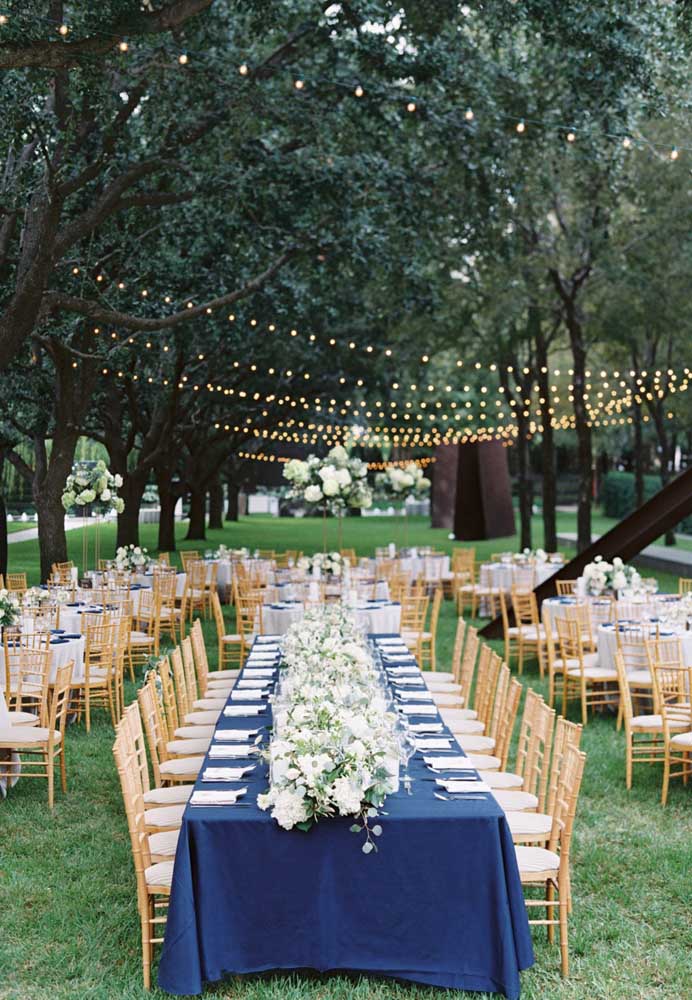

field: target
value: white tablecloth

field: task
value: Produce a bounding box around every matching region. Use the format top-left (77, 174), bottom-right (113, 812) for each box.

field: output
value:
top-left (0, 635), bottom-right (85, 686)
top-left (480, 561), bottom-right (563, 592)
top-left (260, 601), bottom-right (401, 637)
top-left (597, 623), bottom-right (692, 673)
top-left (398, 555), bottom-right (450, 581)
top-left (0, 690), bottom-right (20, 796)
top-left (135, 571), bottom-right (186, 598)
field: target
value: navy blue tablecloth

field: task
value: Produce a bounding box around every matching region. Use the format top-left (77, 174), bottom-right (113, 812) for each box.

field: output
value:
top-left (157, 639), bottom-right (533, 997)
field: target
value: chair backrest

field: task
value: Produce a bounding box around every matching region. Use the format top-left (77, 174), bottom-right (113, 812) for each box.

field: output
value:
top-left (6, 572), bottom-right (27, 592)
top-left (555, 614), bottom-right (588, 669)
top-left (556, 579), bottom-right (576, 596)
top-left (4, 634), bottom-right (52, 725)
top-left (678, 577), bottom-right (692, 595)
top-left (451, 547), bottom-right (475, 574)
top-left (521, 695), bottom-right (556, 810)
top-left (113, 727), bottom-right (153, 915)
top-left (473, 646), bottom-right (502, 727)
top-left (495, 678), bottom-right (523, 769)
top-left (458, 625), bottom-right (478, 698)
top-left (428, 588), bottom-right (443, 635)
top-left (190, 619), bottom-right (210, 689)
top-left (400, 594), bottom-right (429, 632)
top-left (158, 552), bottom-right (171, 566)
top-left (511, 588), bottom-right (539, 628)
top-left (84, 618), bottom-right (119, 683)
top-left (647, 638), bottom-right (691, 738)
top-left (487, 662), bottom-right (510, 744)
top-left (170, 646), bottom-right (190, 718)
top-left (545, 716), bottom-right (583, 817)
top-left (187, 560), bottom-right (207, 592)
top-left (211, 591), bottom-right (226, 642)
top-left (450, 617), bottom-right (466, 684)
top-left (512, 687), bottom-right (542, 782)
top-left (181, 636), bottom-right (199, 705)
top-left (120, 701), bottom-right (153, 795)
top-left (614, 650), bottom-right (634, 731)
top-left (137, 675), bottom-right (169, 784)
top-left (548, 745), bottom-right (587, 873)
top-left (180, 551), bottom-right (200, 570)
top-left (157, 656), bottom-right (178, 738)
top-left (49, 661), bottom-right (75, 744)
top-left (513, 565), bottom-right (536, 593)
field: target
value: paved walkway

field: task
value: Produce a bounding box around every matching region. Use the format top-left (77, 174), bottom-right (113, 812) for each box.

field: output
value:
top-left (557, 532), bottom-right (692, 575)
top-left (7, 518), bottom-right (91, 544)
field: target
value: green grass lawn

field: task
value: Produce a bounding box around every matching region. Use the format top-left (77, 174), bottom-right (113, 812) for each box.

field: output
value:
top-left (1, 516), bottom-right (691, 1000)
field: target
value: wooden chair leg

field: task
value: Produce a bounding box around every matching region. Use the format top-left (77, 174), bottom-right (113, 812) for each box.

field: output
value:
top-left (559, 895), bottom-right (569, 977)
top-left (48, 755), bottom-right (54, 810)
top-left (546, 881), bottom-right (555, 944)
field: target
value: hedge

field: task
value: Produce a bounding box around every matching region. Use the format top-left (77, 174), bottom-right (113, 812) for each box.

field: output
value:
top-left (600, 471), bottom-right (661, 519)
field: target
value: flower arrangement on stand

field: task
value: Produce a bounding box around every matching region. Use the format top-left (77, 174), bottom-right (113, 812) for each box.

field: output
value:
top-left (258, 607), bottom-right (400, 852)
top-left (374, 462), bottom-right (431, 546)
top-left (61, 460), bottom-right (125, 573)
top-left (283, 446), bottom-right (373, 550)
top-left (582, 556), bottom-right (640, 596)
top-left (114, 544), bottom-right (150, 572)
top-left (297, 552), bottom-right (345, 577)
top-left (0, 589), bottom-right (20, 632)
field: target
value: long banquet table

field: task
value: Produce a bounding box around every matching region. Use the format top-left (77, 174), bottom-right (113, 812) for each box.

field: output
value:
top-left (157, 636), bottom-right (533, 997)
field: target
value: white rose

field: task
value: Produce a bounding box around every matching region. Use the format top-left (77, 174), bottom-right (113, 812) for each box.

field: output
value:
top-left (304, 485), bottom-right (323, 503)
top-left (322, 478), bottom-right (339, 497)
top-left (334, 468), bottom-right (351, 488)
top-left (318, 465), bottom-right (337, 483)
top-left (114, 474), bottom-right (123, 487)
top-left (101, 488), bottom-right (111, 501)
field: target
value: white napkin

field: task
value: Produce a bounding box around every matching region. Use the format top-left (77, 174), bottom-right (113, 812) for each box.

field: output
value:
top-left (246, 656), bottom-right (278, 664)
top-left (214, 729), bottom-right (260, 741)
top-left (414, 737), bottom-right (453, 749)
top-left (436, 779), bottom-right (490, 793)
top-left (202, 767), bottom-right (252, 781)
top-left (237, 680), bottom-right (271, 690)
top-left (244, 668), bottom-right (276, 678)
top-left (230, 690), bottom-right (268, 701)
top-left (400, 704), bottom-right (437, 716)
top-left (209, 744), bottom-right (257, 758)
top-left (190, 788), bottom-right (247, 805)
top-left (393, 678), bottom-right (425, 687)
top-left (256, 635), bottom-right (280, 642)
top-left (223, 705), bottom-right (266, 717)
top-left (409, 723), bottom-right (444, 734)
top-left (424, 755), bottom-right (470, 768)
top-left (396, 690), bottom-right (433, 701)
top-left (387, 668), bottom-right (420, 677)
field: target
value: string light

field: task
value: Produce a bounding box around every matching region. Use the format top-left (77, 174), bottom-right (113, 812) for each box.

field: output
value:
top-left (58, 23), bottom-right (69, 36)
top-left (294, 79), bottom-right (305, 90)
top-left (406, 102), bottom-right (416, 113)
top-left (239, 63), bottom-right (249, 75)
top-left (566, 131), bottom-right (576, 143)
top-left (118, 40), bottom-right (128, 52)
top-left (0, 14), bottom-right (8, 25)
top-left (516, 120), bottom-right (526, 133)
top-left (178, 53), bottom-right (189, 65)
top-left (354, 85), bottom-right (364, 97)
top-left (670, 147), bottom-right (679, 160)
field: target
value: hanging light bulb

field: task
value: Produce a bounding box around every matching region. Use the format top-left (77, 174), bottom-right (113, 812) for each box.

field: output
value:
top-left (239, 63), bottom-right (249, 75)
top-left (465, 108), bottom-right (474, 121)
top-left (670, 146), bottom-right (679, 160)
top-left (354, 85), bottom-right (364, 97)
top-left (622, 136), bottom-right (632, 149)
top-left (178, 53), bottom-right (189, 65)
top-left (58, 24), bottom-right (69, 36)
top-left (118, 40), bottom-right (129, 52)
top-left (516, 120), bottom-right (526, 133)
top-left (566, 131), bottom-right (576, 143)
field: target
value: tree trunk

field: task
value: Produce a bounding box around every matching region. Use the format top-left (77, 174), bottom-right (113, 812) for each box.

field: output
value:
top-left (0, 455), bottom-right (7, 579)
top-left (564, 305), bottom-right (592, 552)
top-left (35, 488), bottom-right (69, 580)
top-left (226, 478), bottom-right (240, 521)
top-left (516, 418), bottom-right (533, 551)
top-left (208, 476), bottom-right (224, 530)
top-left (186, 486), bottom-right (207, 540)
top-left (157, 477), bottom-right (178, 553)
top-left (116, 477), bottom-right (146, 548)
top-left (534, 328), bottom-right (557, 552)
top-left (651, 404), bottom-right (676, 546)
top-left (633, 404), bottom-right (645, 509)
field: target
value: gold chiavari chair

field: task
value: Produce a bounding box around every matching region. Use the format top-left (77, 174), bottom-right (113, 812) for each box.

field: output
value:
top-left (509, 589), bottom-right (548, 676)
top-left (678, 577), bottom-right (692, 595)
top-left (183, 560), bottom-right (207, 623)
top-left (615, 631), bottom-right (655, 723)
top-left (614, 649), bottom-right (679, 790)
top-left (555, 579), bottom-right (577, 596)
top-left (211, 590), bottom-right (243, 670)
top-left (647, 639), bottom-right (692, 805)
top-left (424, 616), bottom-right (466, 689)
top-left (157, 553), bottom-right (171, 566)
top-left (72, 616), bottom-right (119, 731)
top-left (0, 660), bottom-right (74, 809)
top-left (400, 593), bottom-right (429, 662)
top-left (6, 572), bottom-right (27, 597)
top-left (556, 615), bottom-right (617, 725)
top-left (483, 688), bottom-right (543, 789)
top-left (180, 550), bottom-right (200, 572)
top-left (409, 587), bottom-right (443, 671)
top-left (167, 648), bottom-right (215, 742)
top-left (492, 696), bottom-right (555, 813)
top-left (137, 674), bottom-right (204, 787)
top-left (119, 701), bottom-right (193, 808)
top-left (51, 561), bottom-right (74, 586)
top-left (514, 745), bottom-right (587, 976)
top-left (4, 633), bottom-right (52, 726)
top-left (112, 725), bottom-right (174, 990)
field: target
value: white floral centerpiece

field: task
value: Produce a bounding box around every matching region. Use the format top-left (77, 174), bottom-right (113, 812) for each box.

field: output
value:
top-left (582, 555), bottom-right (640, 596)
top-left (0, 589), bottom-right (20, 629)
top-left (297, 551), bottom-right (345, 577)
top-left (518, 547), bottom-right (549, 562)
top-left (258, 607), bottom-right (400, 852)
top-left (375, 462), bottom-right (431, 501)
top-left (215, 544), bottom-right (249, 560)
top-left (283, 446), bottom-right (373, 512)
top-left (114, 544), bottom-right (150, 572)
top-left (61, 460), bottom-right (125, 514)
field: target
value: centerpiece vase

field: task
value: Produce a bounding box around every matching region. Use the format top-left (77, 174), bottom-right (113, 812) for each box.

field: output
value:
top-left (337, 510), bottom-right (344, 552)
top-left (322, 504), bottom-right (328, 554)
top-left (81, 511), bottom-right (89, 576)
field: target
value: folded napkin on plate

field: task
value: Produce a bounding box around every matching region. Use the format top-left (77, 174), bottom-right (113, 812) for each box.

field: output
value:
top-left (396, 690), bottom-right (433, 701)
top-left (244, 668), bottom-right (276, 678)
top-left (386, 667), bottom-right (420, 676)
top-left (256, 635), bottom-right (280, 642)
top-left (214, 729), bottom-right (260, 741)
top-left (436, 779), bottom-right (490, 793)
top-left (424, 755), bottom-right (470, 768)
top-left (223, 705), bottom-right (266, 717)
top-left (393, 677), bottom-right (425, 687)
top-left (246, 656), bottom-right (278, 665)
top-left (230, 690), bottom-right (268, 701)
top-left (237, 680), bottom-right (272, 690)
top-left (409, 723), bottom-right (444, 734)
top-left (400, 704), bottom-right (437, 716)
top-left (377, 638), bottom-right (408, 646)
top-left (190, 788), bottom-right (247, 805)
top-left (202, 767), bottom-right (252, 781)
top-left (209, 744), bottom-right (257, 758)
top-left (414, 737), bottom-right (453, 750)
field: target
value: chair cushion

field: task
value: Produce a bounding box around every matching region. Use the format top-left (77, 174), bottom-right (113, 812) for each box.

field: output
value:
top-left (494, 789), bottom-right (538, 812)
top-left (130, 632), bottom-right (154, 644)
top-left (567, 665), bottom-right (617, 680)
top-left (159, 756), bottom-right (204, 777)
top-left (630, 714), bottom-right (664, 729)
top-left (455, 734), bottom-right (495, 752)
top-left (173, 725), bottom-right (216, 740)
top-left (428, 682), bottom-right (463, 694)
top-left (183, 710), bottom-right (221, 726)
top-left (431, 692), bottom-right (465, 708)
top-left (440, 708), bottom-right (481, 725)
top-left (145, 861), bottom-right (174, 889)
top-left (466, 753), bottom-right (501, 771)
top-left (222, 635), bottom-right (242, 644)
top-left (6, 711), bottom-right (39, 726)
top-left (507, 811), bottom-right (552, 838)
top-left (628, 669), bottom-right (653, 686)
top-left (484, 770), bottom-right (524, 789)
top-left (143, 784), bottom-right (194, 805)
top-left (165, 737), bottom-right (211, 756)
top-left (670, 731), bottom-right (692, 748)
top-left (445, 718), bottom-right (485, 736)
top-left (0, 726), bottom-right (59, 746)
top-left (515, 845), bottom-right (560, 874)
top-left (143, 803), bottom-right (186, 829)
top-left (208, 668), bottom-right (239, 679)
top-left (507, 625), bottom-right (545, 640)
top-left (149, 829), bottom-right (180, 858)
top-left (556, 651), bottom-right (599, 671)
top-left (193, 698), bottom-right (227, 711)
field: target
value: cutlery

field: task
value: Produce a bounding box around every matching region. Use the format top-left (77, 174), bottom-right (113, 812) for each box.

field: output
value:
top-left (433, 792), bottom-right (489, 802)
